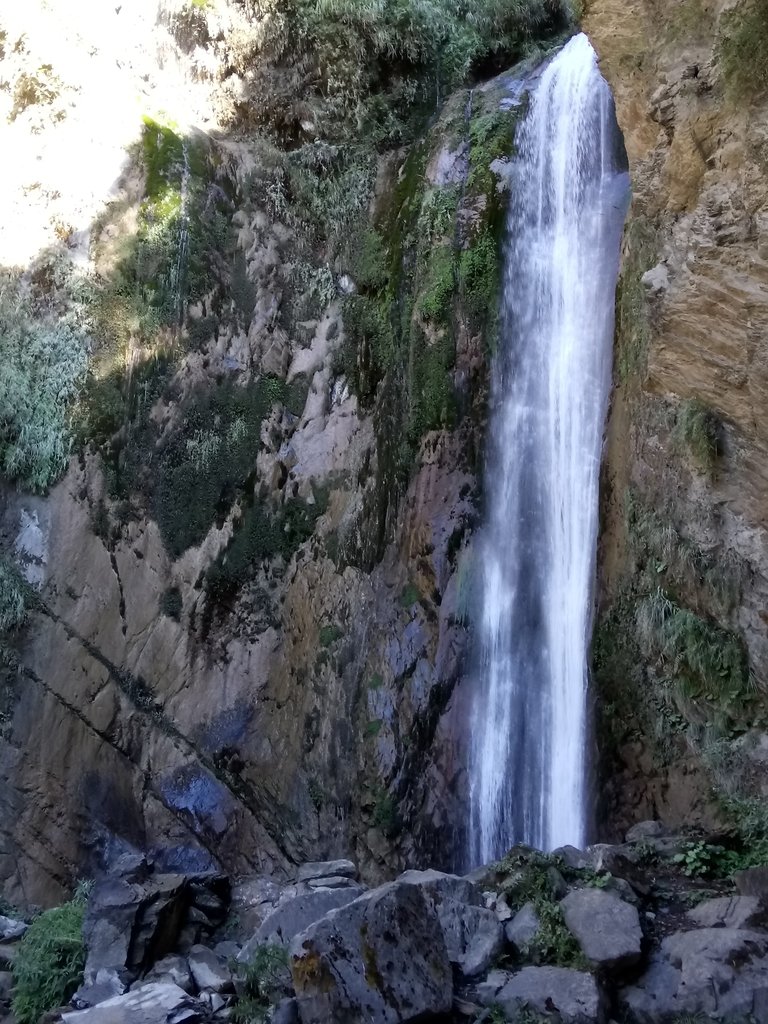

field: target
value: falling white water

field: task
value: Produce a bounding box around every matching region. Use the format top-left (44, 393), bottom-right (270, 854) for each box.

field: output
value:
top-left (468, 34), bottom-right (630, 865)
top-left (169, 139), bottom-right (191, 326)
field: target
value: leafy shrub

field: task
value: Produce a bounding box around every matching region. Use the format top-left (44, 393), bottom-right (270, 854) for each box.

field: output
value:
top-left (719, 0), bottom-right (768, 99)
top-left (150, 376), bottom-right (287, 557)
top-left (319, 623), bottom-right (343, 647)
top-left (159, 587), bottom-right (183, 620)
top-left (0, 557), bottom-right (27, 633)
top-left (0, 279), bottom-right (88, 492)
top-left (226, 0), bottom-right (568, 146)
top-left (233, 944), bottom-right (290, 1023)
top-left (675, 399), bottom-right (722, 472)
top-left (636, 589), bottom-right (750, 726)
top-left (12, 893), bottom-right (86, 1024)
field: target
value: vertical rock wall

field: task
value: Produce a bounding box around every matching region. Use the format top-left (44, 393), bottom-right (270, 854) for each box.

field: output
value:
top-left (585, 0), bottom-right (768, 838)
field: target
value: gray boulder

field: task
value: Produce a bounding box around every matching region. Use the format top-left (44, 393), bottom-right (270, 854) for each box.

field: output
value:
top-left (480, 966), bottom-right (604, 1023)
top-left (505, 902), bottom-right (541, 951)
top-left (61, 982), bottom-right (205, 1024)
top-left (296, 860), bottom-right (357, 883)
top-left (143, 955), bottom-right (193, 993)
top-left (238, 886), bottom-right (365, 959)
top-left (0, 915), bottom-right (27, 941)
top-left (553, 846), bottom-right (589, 870)
top-left (625, 821), bottom-right (668, 842)
top-left (687, 895), bottom-right (768, 930)
top-left (72, 969), bottom-right (128, 1009)
top-left (187, 945), bottom-right (232, 993)
top-left (561, 888), bottom-right (642, 970)
top-left (290, 881), bottom-right (452, 1024)
top-left (620, 928), bottom-right (768, 1020)
top-left (397, 869), bottom-right (501, 978)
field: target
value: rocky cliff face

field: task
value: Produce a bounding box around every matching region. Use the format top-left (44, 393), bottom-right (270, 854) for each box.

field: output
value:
top-left (584, 0), bottom-right (768, 840)
top-left (0, 0), bottom-right (548, 905)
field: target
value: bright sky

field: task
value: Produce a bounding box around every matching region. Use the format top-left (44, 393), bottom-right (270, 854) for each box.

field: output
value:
top-left (0, 0), bottom-right (219, 267)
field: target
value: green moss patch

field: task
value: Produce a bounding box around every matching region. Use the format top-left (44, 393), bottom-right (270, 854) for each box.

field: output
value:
top-left (719, 0), bottom-right (768, 99)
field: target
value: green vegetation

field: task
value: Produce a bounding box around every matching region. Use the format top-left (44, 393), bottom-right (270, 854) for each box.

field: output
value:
top-left (719, 0), bottom-right (768, 99)
top-left (12, 891), bottom-right (87, 1024)
top-left (372, 788), bottom-right (400, 837)
top-left (0, 557), bottom-right (27, 634)
top-left (674, 398), bottom-right (722, 473)
top-left (226, 0), bottom-right (569, 147)
top-left (159, 586), bottom-right (183, 620)
top-left (232, 944), bottom-right (290, 1024)
top-left (0, 270), bottom-right (88, 492)
top-left (615, 215), bottom-right (656, 383)
top-left (365, 718), bottom-right (384, 738)
top-left (400, 582), bottom-right (421, 608)
top-left (636, 588), bottom-right (752, 731)
top-left (318, 623), bottom-right (343, 647)
top-left (495, 850), bottom-right (586, 969)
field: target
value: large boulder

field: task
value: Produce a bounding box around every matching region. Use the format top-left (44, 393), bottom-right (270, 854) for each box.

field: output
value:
top-left (61, 983), bottom-right (205, 1024)
top-left (238, 886), bottom-right (365, 960)
top-left (505, 902), bottom-right (541, 951)
top-left (290, 881), bottom-right (452, 1024)
top-left (397, 870), bottom-right (502, 978)
top-left (561, 888), bottom-right (642, 970)
top-left (687, 896), bottom-right (768, 930)
top-left (620, 928), bottom-right (768, 1020)
top-left (479, 966), bottom-right (604, 1024)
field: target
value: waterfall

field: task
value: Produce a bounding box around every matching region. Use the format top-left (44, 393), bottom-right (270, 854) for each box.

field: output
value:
top-left (468, 34), bottom-right (630, 865)
top-left (169, 139), bottom-right (191, 327)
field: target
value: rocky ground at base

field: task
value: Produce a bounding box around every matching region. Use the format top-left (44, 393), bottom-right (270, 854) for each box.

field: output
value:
top-left (4, 823), bottom-right (768, 1024)
top-left (1, 822), bottom-right (768, 1024)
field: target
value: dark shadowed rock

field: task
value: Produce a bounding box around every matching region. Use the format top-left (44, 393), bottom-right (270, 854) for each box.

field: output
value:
top-left (735, 867), bottom-right (768, 900)
top-left (238, 886), bottom-right (365, 958)
top-left (306, 875), bottom-right (357, 889)
top-left (296, 860), bottom-right (357, 883)
top-left (290, 881), bottom-right (452, 1024)
top-left (484, 966), bottom-right (604, 1023)
top-left (561, 888), bottom-right (642, 970)
top-left (82, 869), bottom-right (230, 986)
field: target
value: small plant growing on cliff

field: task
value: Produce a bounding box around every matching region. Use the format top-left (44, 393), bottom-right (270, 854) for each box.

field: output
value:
top-left (12, 889), bottom-right (87, 1024)
top-left (719, 0), bottom-right (768, 99)
top-left (675, 399), bottom-right (722, 473)
top-left (232, 944), bottom-right (290, 1023)
top-left (0, 557), bottom-right (28, 634)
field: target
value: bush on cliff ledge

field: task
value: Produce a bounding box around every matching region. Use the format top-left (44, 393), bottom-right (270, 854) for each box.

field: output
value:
top-left (12, 891), bottom-right (87, 1024)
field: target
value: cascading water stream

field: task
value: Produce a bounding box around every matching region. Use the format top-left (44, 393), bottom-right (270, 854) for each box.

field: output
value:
top-left (169, 139), bottom-right (191, 327)
top-left (468, 34), bottom-right (630, 865)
